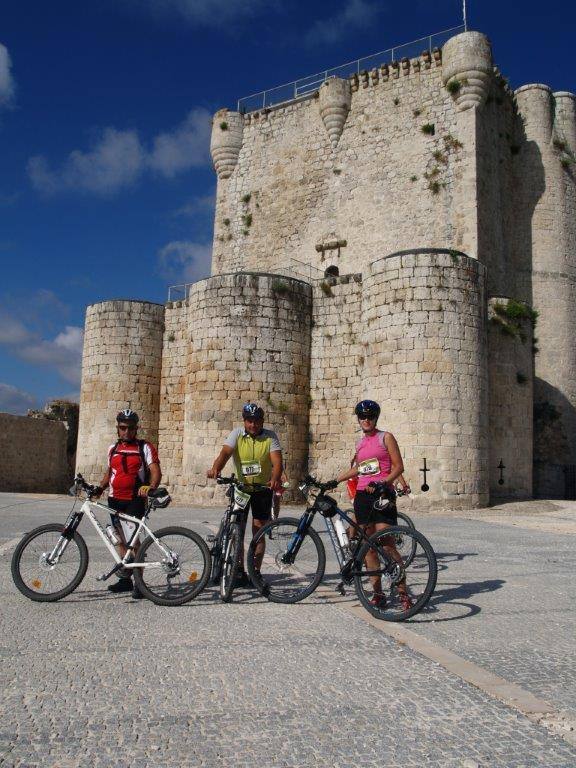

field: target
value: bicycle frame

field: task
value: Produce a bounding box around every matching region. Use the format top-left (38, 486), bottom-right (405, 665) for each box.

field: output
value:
top-left (49, 497), bottom-right (174, 572)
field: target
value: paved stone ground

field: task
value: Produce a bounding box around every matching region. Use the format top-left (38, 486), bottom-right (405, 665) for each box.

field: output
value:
top-left (1, 493), bottom-right (575, 767)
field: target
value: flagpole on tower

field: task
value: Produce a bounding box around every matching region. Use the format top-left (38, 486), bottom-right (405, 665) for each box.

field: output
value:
top-left (463, 0), bottom-right (468, 30)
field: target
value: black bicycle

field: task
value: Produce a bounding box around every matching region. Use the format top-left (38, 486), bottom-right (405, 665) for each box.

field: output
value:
top-left (208, 476), bottom-right (268, 602)
top-left (247, 476), bottom-right (437, 622)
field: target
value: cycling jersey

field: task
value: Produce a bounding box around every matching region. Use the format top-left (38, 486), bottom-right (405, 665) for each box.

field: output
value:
top-left (224, 427), bottom-right (281, 487)
top-left (107, 440), bottom-right (159, 501)
top-left (355, 430), bottom-right (391, 491)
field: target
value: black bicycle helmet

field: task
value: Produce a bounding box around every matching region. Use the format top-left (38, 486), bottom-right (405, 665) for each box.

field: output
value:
top-left (242, 403), bottom-right (264, 420)
top-left (116, 408), bottom-right (139, 424)
top-left (354, 400), bottom-right (381, 420)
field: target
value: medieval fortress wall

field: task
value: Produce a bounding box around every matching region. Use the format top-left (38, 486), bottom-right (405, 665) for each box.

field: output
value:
top-left (76, 31), bottom-right (576, 508)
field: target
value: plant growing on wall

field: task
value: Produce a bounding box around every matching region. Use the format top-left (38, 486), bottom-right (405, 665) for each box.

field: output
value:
top-left (421, 123), bottom-right (435, 135)
top-left (271, 279), bottom-right (289, 295)
top-left (320, 281), bottom-right (333, 297)
top-left (490, 299), bottom-right (538, 342)
top-left (219, 121), bottom-right (228, 130)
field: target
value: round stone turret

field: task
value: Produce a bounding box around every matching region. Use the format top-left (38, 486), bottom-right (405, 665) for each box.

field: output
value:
top-left (76, 301), bottom-right (164, 483)
top-left (318, 77), bottom-right (351, 149)
top-left (210, 109), bottom-right (244, 179)
top-left (442, 31), bottom-right (493, 111)
top-left (514, 84), bottom-right (553, 143)
top-left (553, 91), bottom-right (576, 153)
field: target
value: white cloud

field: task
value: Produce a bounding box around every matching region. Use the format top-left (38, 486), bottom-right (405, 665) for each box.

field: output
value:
top-left (0, 44), bottom-right (15, 107)
top-left (0, 383), bottom-right (38, 415)
top-left (137, 0), bottom-right (271, 27)
top-left (28, 108), bottom-right (212, 196)
top-left (0, 311), bottom-right (84, 385)
top-left (304, 0), bottom-right (380, 47)
top-left (172, 191), bottom-right (216, 219)
top-left (149, 109), bottom-right (212, 177)
top-left (158, 240), bottom-right (212, 285)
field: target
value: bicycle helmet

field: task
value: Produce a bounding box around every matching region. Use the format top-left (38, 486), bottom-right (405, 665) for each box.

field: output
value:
top-left (354, 400), bottom-right (381, 420)
top-left (242, 403), bottom-right (264, 420)
top-left (150, 487), bottom-right (171, 509)
top-left (116, 408), bottom-right (139, 424)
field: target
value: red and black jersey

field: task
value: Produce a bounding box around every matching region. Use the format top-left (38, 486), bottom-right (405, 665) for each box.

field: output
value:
top-left (107, 440), bottom-right (159, 501)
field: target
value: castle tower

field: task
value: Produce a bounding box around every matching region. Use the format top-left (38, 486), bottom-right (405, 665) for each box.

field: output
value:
top-left (179, 273), bottom-right (312, 503)
top-left (76, 301), bottom-right (164, 481)
top-left (515, 84), bottom-right (576, 496)
top-left (362, 249), bottom-right (488, 508)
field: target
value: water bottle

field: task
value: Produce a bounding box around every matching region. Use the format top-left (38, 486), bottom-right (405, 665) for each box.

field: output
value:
top-left (333, 517), bottom-right (349, 549)
top-left (106, 525), bottom-right (119, 545)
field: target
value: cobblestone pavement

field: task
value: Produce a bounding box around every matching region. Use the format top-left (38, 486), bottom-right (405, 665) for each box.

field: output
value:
top-left (1, 493), bottom-right (575, 767)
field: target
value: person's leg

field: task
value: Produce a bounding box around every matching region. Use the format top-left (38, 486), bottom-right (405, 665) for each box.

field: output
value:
top-left (373, 517), bottom-right (413, 608)
top-left (106, 499), bottom-right (134, 592)
top-left (250, 489), bottom-right (273, 574)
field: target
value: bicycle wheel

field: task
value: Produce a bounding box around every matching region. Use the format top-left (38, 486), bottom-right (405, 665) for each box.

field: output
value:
top-left (209, 530), bottom-right (223, 585)
top-left (134, 526), bottom-right (210, 606)
top-left (353, 526), bottom-right (437, 622)
top-left (247, 517), bottom-right (325, 604)
top-left (11, 524), bottom-right (89, 602)
top-left (220, 523), bottom-right (242, 603)
top-left (394, 511), bottom-right (417, 567)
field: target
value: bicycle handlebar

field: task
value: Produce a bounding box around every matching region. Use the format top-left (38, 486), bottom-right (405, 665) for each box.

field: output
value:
top-left (299, 475), bottom-right (338, 493)
top-left (216, 476), bottom-right (269, 492)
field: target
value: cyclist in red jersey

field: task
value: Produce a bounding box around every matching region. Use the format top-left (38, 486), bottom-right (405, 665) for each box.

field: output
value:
top-left (94, 409), bottom-right (161, 598)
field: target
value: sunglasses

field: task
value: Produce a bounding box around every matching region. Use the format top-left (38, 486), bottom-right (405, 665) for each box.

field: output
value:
top-left (117, 424), bottom-right (137, 431)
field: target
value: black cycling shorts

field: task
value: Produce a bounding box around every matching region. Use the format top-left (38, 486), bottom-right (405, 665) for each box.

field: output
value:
top-left (108, 496), bottom-right (146, 523)
top-left (247, 488), bottom-right (273, 521)
top-left (353, 490), bottom-right (397, 526)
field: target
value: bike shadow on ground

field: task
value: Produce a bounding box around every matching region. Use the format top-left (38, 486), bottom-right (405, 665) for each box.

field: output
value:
top-left (408, 577), bottom-right (506, 623)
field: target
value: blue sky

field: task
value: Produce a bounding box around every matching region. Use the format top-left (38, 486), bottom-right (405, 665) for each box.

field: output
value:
top-left (1, 0), bottom-right (574, 413)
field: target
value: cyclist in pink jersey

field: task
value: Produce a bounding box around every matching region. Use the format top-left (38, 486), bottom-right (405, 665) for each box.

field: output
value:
top-left (335, 399), bottom-right (413, 611)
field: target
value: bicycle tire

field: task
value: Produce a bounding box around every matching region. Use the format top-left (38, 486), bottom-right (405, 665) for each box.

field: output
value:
top-left (395, 510), bottom-right (417, 567)
top-left (247, 517), bottom-right (326, 604)
top-left (220, 523), bottom-right (242, 603)
top-left (11, 523), bottom-right (89, 602)
top-left (134, 526), bottom-right (211, 606)
top-left (210, 529), bottom-right (224, 585)
top-left (353, 526), bottom-right (437, 622)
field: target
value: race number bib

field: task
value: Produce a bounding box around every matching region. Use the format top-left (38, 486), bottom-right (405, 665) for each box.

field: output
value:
top-left (233, 488), bottom-right (251, 509)
top-left (358, 458), bottom-right (380, 476)
top-left (241, 461), bottom-right (261, 477)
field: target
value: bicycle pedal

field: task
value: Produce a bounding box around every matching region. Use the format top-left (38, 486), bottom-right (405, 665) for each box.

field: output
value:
top-left (336, 582), bottom-right (346, 596)
top-left (205, 534), bottom-right (216, 543)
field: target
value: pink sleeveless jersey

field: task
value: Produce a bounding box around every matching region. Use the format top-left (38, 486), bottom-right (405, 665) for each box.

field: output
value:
top-left (355, 430), bottom-right (392, 491)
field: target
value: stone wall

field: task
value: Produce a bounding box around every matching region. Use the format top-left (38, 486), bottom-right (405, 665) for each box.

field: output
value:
top-left (76, 301), bottom-right (165, 484)
top-left (514, 85), bottom-right (576, 496)
top-left (487, 298), bottom-right (533, 499)
top-left (176, 273), bottom-right (312, 504)
top-left (0, 413), bottom-right (69, 493)
top-left (308, 274), bottom-right (363, 501)
top-left (362, 250), bottom-right (488, 509)
top-left (211, 49), bottom-right (465, 279)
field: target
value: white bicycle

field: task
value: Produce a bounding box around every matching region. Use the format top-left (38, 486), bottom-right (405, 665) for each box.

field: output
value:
top-left (11, 474), bottom-right (211, 606)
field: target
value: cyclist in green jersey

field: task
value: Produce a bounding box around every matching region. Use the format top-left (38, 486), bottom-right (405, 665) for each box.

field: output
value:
top-left (207, 403), bottom-right (283, 585)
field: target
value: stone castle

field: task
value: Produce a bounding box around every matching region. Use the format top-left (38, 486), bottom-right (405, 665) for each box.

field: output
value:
top-left (76, 30), bottom-right (576, 509)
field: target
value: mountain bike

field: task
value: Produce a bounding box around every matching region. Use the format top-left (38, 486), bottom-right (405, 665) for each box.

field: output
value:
top-left (247, 476), bottom-right (437, 621)
top-left (342, 487), bottom-right (417, 567)
top-left (11, 474), bottom-right (211, 606)
top-left (207, 476), bottom-right (269, 602)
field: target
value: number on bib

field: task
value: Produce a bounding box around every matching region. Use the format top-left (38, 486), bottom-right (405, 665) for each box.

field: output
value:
top-left (241, 461), bottom-right (261, 477)
top-left (358, 458), bottom-right (380, 476)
